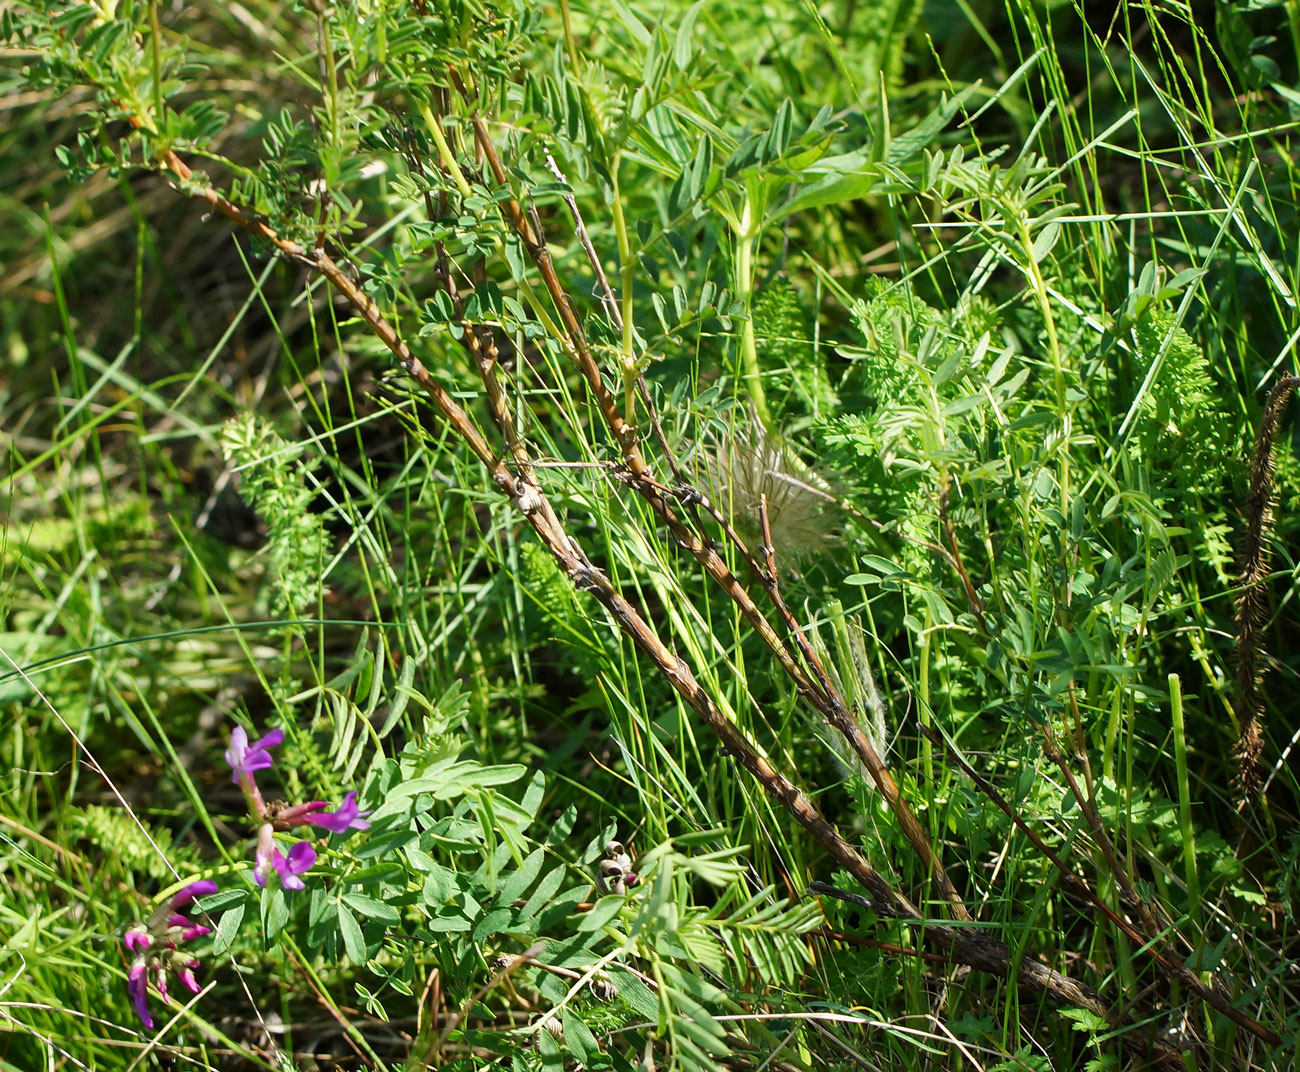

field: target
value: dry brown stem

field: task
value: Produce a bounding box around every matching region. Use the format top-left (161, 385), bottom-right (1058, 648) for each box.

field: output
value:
top-left (937, 475), bottom-right (990, 633)
top-left (926, 726), bottom-right (1280, 1045)
top-left (447, 76), bottom-right (972, 915)
top-left (1234, 373), bottom-right (1299, 814)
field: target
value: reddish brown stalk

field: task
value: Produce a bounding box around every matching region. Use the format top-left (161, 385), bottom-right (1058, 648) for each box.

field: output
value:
top-left (141, 123), bottom-right (917, 904)
top-left (810, 928), bottom-right (966, 967)
top-left (1234, 373), bottom-right (1299, 814)
top-left (760, 496), bottom-right (971, 925)
top-left (937, 475), bottom-right (989, 633)
top-left (445, 78), bottom-right (970, 915)
top-left (1041, 733), bottom-right (1167, 937)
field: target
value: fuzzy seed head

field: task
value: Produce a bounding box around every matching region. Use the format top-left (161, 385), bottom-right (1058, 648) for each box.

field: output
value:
top-left (704, 416), bottom-right (838, 560)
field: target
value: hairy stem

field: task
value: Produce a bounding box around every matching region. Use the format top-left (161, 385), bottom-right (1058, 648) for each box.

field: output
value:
top-left (1234, 373), bottom-right (1299, 816)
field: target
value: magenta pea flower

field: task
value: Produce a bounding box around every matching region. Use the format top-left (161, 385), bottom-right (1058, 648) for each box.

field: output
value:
top-left (269, 800), bottom-right (329, 827)
top-left (223, 720), bottom-right (371, 894)
top-left (253, 823), bottom-right (277, 887)
top-left (274, 790), bottom-right (372, 834)
top-left (311, 790), bottom-right (372, 833)
top-left (122, 880), bottom-right (218, 1029)
top-left (127, 962), bottom-right (151, 1026)
top-left (171, 879), bottom-right (218, 908)
top-left (225, 726), bottom-right (284, 817)
top-left (255, 839), bottom-right (317, 891)
top-left (224, 726), bottom-right (283, 783)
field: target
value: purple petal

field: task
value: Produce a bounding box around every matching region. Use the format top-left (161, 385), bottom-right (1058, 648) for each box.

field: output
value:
top-left (256, 728), bottom-right (285, 752)
top-left (128, 963), bottom-right (153, 1029)
top-left (153, 964), bottom-right (169, 1005)
top-left (225, 725), bottom-right (283, 782)
top-left (309, 791), bottom-right (372, 834)
top-left (271, 841), bottom-right (316, 890)
top-left (165, 910), bottom-right (211, 940)
top-left (177, 964), bottom-right (201, 994)
top-left (254, 823), bottom-right (276, 887)
top-left (123, 926), bottom-right (152, 953)
top-left (170, 880), bottom-right (218, 909)
top-left (223, 726), bottom-right (249, 781)
top-left (284, 840), bottom-right (316, 874)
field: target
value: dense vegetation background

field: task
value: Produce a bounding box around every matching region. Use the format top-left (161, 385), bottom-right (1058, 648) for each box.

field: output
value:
top-left (4, 0), bottom-right (1300, 1068)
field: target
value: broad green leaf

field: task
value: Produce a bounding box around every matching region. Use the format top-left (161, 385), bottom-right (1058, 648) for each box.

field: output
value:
top-left (575, 894), bottom-right (625, 932)
top-left (341, 892), bottom-right (401, 926)
top-left (771, 152), bottom-right (873, 222)
top-left (496, 847), bottom-right (547, 905)
top-left (337, 903), bottom-right (366, 963)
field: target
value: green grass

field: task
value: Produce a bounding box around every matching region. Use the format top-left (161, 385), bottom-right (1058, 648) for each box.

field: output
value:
top-left (3, 0), bottom-right (1300, 1068)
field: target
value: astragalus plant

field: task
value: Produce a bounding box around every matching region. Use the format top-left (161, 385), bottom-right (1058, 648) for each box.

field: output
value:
top-left (4, 0), bottom-right (1299, 1069)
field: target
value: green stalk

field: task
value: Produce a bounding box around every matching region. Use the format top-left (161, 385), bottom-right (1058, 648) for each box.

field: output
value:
top-left (735, 196), bottom-right (772, 428)
top-left (421, 103), bottom-right (473, 197)
top-left (1169, 673), bottom-right (1204, 949)
top-left (609, 152), bottom-right (638, 424)
top-left (1016, 218), bottom-right (1069, 513)
top-left (318, 5), bottom-right (340, 157)
top-left (558, 0), bottom-right (580, 68)
top-left (147, 0), bottom-right (165, 133)
top-left (918, 626), bottom-right (933, 793)
top-left (421, 101), bottom-right (575, 371)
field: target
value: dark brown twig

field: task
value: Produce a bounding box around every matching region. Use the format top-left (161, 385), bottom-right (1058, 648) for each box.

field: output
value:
top-left (449, 77), bottom-right (972, 916)
top-left (918, 726), bottom-right (1091, 901)
top-left (937, 475), bottom-right (990, 632)
top-left (1040, 732), bottom-right (1167, 937)
top-left (758, 493), bottom-right (972, 921)
top-left (1234, 373), bottom-right (1300, 814)
top-left (839, 494), bottom-right (991, 628)
top-left (922, 725), bottom-right (1280, 1046)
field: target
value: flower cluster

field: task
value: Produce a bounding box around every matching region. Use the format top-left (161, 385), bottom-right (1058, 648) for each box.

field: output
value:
top-left (122, 879), bottom-right (217, 1029)
top-left (226, 725), bottom-right (371, 890)
top-left (121, 724), bottom-right (373, 1029)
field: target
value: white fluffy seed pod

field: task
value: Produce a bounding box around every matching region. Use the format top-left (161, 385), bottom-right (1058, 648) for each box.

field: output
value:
top-left (703, 413), bottom-right (838, 560)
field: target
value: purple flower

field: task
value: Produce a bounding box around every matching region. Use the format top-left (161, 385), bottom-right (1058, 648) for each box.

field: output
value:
top-left (124, 881), bottom-right (218, 1030)
top-left (271, 791), bottom-right (371, 834)
top-left (253, 842), bottom-right (317, 888)
top-left (225, 726), bottom-right (283, 784)
top-left (224, 719), bottom-right (368, 894)
top-left (123, 926), bottom-right (152, 953)
top-left (309, 791), bottom-right (372, 834)
top-left (271, 800), bottom-right (330, 828)
top-left (176, 961), bottom-right (201, 994)
top-left (254, 822), bottom-right (277, 887)
top-left (127, 963), bottom-right (152, 1029)
top-left (275, 840), bottom-right (316, 890)
top-left (255, 839), bottom-right (316, 891)
top-left (166, 914), bottom-right (212, 942)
